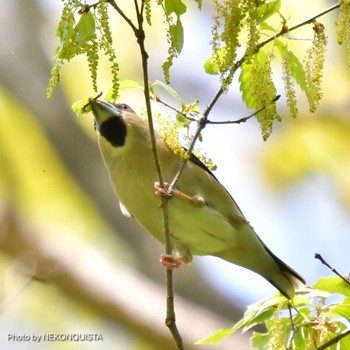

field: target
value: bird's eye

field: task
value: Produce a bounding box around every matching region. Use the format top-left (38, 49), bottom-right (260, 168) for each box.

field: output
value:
top-left (120, 104), bottom-right (129, 110)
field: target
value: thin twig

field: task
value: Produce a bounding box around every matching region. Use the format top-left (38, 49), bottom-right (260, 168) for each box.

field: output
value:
top-left (111, 1), bottom-right (183, 348)
top-left (207, 95), bottom-right (281, 125)
top-left (151, 94), bottom-right (198, 122)
top-left (169, 118), bottom-right (205, 191)
top-left (107, 0), bottom-right (138, 33)
top-left (315, 253), bottom-right (350, 285)
top-left (316, 329), bottom-right (350, 350)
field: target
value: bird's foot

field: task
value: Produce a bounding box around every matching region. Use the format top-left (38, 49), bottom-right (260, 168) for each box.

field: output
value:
top-left (160, 254), bottom-right (183, 270)
top-left (154, 181), bottom-right (172, 197)
top-left (154, 182), bottom-right (206, 208)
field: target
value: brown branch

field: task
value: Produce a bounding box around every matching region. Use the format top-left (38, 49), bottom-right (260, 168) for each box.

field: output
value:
top-left (107, 0), bottom-right (138, 33)
top-left (207, 95), bottom-right (281, 125)
top-left (107, 0), bottom-right (183, 348)
top-left (316, 329), bottom-right (350, 350)
top-left (314, 253), bottom-right (350, 285)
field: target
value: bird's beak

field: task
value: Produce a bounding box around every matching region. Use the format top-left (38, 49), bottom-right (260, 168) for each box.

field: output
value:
top-left (89, 99), bottom-right (121, 130)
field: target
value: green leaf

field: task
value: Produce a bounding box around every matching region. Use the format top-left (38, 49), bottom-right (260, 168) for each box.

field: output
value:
top-left (259, 22), bottom-right (277, 32)
top-left (169, 18), bottom-right (184, 53)
top-left (239, 50), bottom-right (268, 109)
top-left (252, 0), bottom-right (281, 24)
top-left (195, 328), bottom-right (234, 345)
top-left (151, 80), bottom-right (185, 109)
top-left (74, 11), bottom-right (96, 45)
top-left (71, 99), bottom-right (90, 116)
top-left (56, 12), bottom-right (75, 42)
top-left (175, 99), bottom-right (199, 128)
top-left (275, 39), bottom-right (306, 91)
top-left (56, 13), bottom-right (75, 58)
top-left (314, 276), bottom-right (350, 296)
top-left (176, 113), bottom-right (191, 128)
top-left (204, 55), bottom-right (219, 75)
top-left (105, 79), bottom-right (142, 101)
top-left (251, 331), bottom-right (270, 349)
top-left (326, 301), bottom-right (350, 320)
top-left (241, 294), bottom-right (286, 332)
top-left (164, 0), bottom-right (187, 16)
top-left (340, 330), bottom-right (350, 349)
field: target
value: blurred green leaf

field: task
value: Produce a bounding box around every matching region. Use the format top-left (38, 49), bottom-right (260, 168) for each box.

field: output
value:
top-left (196, 328), bottom-right (234, 345)
top-left (314, 276), bottom-right (350, 297)
top-left (151, 80), bottom-right (185, 109)
top-left (75, 11), bottom-right (96, 45)
top-left (252, 0), bottom-right (281, 24)
top-left (169, 18), bottom-right (184, 53)
top-left (72, 98), bottom-right (90, 116)
top-left (239, 50), bottom-right (267, 109)
top-left (275, 39), bottom-right (306, 91)
top-left (204, 55), bottom-right (219, 75)
top-left (106, 79), bottom-right (142, 101)
top-left (164, 0), bottom-right (186, 16)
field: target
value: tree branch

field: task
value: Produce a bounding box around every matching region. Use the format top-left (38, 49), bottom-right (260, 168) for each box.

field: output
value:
top-left (109, 1), bottom-right (183, 348)
top-left (315, 253), bottom-right (350, 285)
top-left (316, 329), bottom-right (350, 350)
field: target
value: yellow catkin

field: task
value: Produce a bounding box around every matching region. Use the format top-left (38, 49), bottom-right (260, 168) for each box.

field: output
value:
top-left (304, 21), bottom-right (327, 113)
top-left (86, 36), bottom-right (99, 92)
top-left (211, 0), bottom-right (245, 89)
top-left (97, 1), bottom-right (120, 98)
top-left (282, 52), bottom-right (298, 118)
top-left (336, 0), bottom-right (350, 66)
top-left (251, 53), bottom-right (279, 140)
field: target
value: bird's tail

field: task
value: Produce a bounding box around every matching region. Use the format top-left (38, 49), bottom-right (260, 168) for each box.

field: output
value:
top-left (266, 249), bottom-right (306, 299)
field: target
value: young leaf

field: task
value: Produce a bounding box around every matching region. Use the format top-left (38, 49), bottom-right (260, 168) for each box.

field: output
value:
top-left (71, 99), bottom-right (90, 116)
top-left (195, 328), bottom-right (235, 345)
top-left (252, 0), bottom-right (281, 25)
top-left (105, 79), bottom-right (142, 101)
top-left (204, 55), bottom-right (219, 75)
top-left (151, 80), bottom-right (185, 109)
top-left (75, 11), bottom-right (96, 45)
top-left (275, 39), bottom-right (306, 91)
top-left (314, 276), bottom-right (350, 296)
top-left (251, 331), bottom-right (270, 349)
top-left (56, 12), bottom-right (75, 43)
top-left (169, 18), bottom-right (184, 53)
top-left (326, 301), bottom-right (350, 320)
top-left (239, 60), bottom-right (256, 109)
top-left (164, 0), bottom-right (187, 17)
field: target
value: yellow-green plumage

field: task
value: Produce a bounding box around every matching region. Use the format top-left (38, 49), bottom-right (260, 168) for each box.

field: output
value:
top-left (91, 100), bottom-right (305, 299)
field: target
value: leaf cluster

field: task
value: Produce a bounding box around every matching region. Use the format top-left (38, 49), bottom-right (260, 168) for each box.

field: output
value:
top-left (49, 1), bottom-right (348, 140)
top-left (198, 277), bottom-right (350, 350)
top-left (47, 0), bottom-right (119, 99)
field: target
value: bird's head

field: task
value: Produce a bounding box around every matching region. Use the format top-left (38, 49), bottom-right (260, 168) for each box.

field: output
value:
top-left (90, 99), bottom-right (138, 147)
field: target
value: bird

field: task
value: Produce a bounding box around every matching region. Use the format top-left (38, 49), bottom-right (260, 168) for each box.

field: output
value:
top-left (89, 99), bottom-right (305, 299)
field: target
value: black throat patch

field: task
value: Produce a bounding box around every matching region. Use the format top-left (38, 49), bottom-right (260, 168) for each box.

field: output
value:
top-left (99, 117), bottom-right (127, 147)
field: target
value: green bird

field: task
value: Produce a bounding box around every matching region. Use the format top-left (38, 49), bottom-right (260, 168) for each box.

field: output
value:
top-left (90, 99), bottom-right (305, 299)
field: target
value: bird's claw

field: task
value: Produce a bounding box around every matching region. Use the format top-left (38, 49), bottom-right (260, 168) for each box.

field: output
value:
top-left (154, 182), bottom-right (172, 197)
top-left (153, 182), bottom-right (206, 208)
top-left (160, 254), bottom-right (183, 270)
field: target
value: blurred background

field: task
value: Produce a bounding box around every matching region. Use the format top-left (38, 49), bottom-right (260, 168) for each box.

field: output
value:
top-left (0, 0), bottom-right (349, 349)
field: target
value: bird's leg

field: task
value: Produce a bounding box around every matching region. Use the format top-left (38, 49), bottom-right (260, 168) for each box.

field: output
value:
top-left (154, 182), bottom-right (206, 208)
top-left (160, 254), bottom-right (183, 270)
